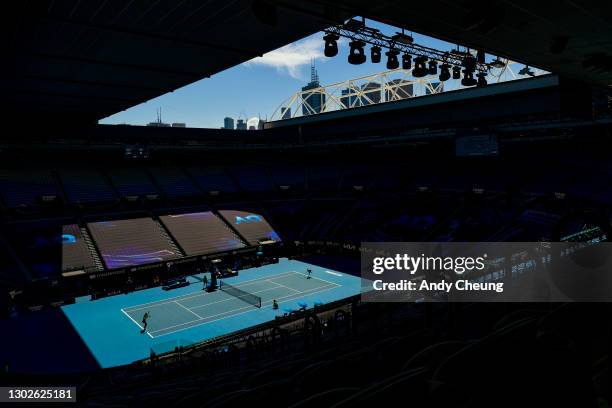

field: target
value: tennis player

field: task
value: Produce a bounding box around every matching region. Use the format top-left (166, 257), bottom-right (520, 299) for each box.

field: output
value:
top-left (140, 311), bottom-right (150, 334)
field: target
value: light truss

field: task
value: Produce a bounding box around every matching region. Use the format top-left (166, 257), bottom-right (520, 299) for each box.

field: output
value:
top-left (325, 19), bottom-right (492, 72)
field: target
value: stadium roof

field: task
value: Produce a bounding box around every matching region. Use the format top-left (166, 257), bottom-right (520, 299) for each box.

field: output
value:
top-left (344, 0), bottom-right (612, 87)
top-left (0, 1), bottom-right (347, 124)
top-left (2, 1), bottom-right (610, 125)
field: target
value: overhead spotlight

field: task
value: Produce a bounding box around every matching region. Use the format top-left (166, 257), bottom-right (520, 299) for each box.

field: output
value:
top-left (428, 60), bottom-right (438, 75)
top-left (452, 65), bottom-right (462, 79)
top-left (370, 46), bottom-right (382, 63)
top-left (477, 72), bottom-right (487, 87)
top-left (490, 58), bottom-right (506, 69)
top-left (348, 40), bottom-right (366, 65)
top-left (518, 65), bottom-right (535, 76)
top-left (461, 69), bottom-right (477, 86)
top-left (323, 33), bottom-right (339, 57)
top-left (402, 53), bottom-right (412, 70)
top-left (476, 49), bottom-right (486, 64)
top-left (386, 49), bottom-right (400, 70)
top-left (462, 55), bottom-right (477, 71)
top-left (439, 64), bottom-right (451, 81)
top-left (391, 32), bottom-right (414, 45)
top-left (412, 56), bottom-right (428, 77)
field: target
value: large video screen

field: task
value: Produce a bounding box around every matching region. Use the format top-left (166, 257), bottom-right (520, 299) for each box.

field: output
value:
top-left (160, 211), bottom-right (246, 256)
top-left (62, 224), bottom-right (98, 272)
top-left (218, 210), bottom-right (280, 245)
top-left (88, 218), bottom-right (181, 269)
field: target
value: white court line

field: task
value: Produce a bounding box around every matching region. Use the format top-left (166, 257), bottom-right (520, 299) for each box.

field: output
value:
top-left (127, 283), bottom-right (311, 334)
top-left (188, 286), bottom-right (282, 311)
top-left (150, 284), bottom-right (338, 338)
top-left (174, 301), bottom-right (203, 319)
top-left (149, 283), bottom-right (339, 338)
top-left (288, 271), bottom-right (341, 287)
top-left (123, 271), bottom-right (297, 313)
top-left (121, 308), bottom-right (154, 339)
top-left (266, 279), bottom-right (301, 293)
top-left (325, 270), bottom-right (343, 277)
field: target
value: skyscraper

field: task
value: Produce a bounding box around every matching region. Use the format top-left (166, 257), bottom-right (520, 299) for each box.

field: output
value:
top-left (236, 119), bottom-right (247, 130)
top-left (280, 107), bottom-right (291, 120)
top-left (223, 117), bottom-right (235, 130)
top-left (359, 82), bottom-right (382, 106)
top-left (340, 86), bottom-right (359, 109)
top-left (385, 79), bottom-right (414, 102)
top-left (301, 60), bottom-right (325, 116)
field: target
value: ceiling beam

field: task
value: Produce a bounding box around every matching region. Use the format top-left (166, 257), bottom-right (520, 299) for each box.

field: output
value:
top-left (19, 74), bottom-right (168, 92)
top-left (38, 15), bottom-right (262, 57)
top-left (20, 51), bottom-right (208, 77)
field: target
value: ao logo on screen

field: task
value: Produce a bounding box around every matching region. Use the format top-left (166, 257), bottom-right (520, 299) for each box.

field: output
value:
top-left (235, 214), bottom-right (262, 225)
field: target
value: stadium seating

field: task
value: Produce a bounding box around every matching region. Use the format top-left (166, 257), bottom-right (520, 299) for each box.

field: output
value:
top-left (149, 167), bottom-right (202, 198)
top-left (59, 169), bottom-right (116, 204)
top-left (0, 170), bottom-right (61, 207)
top-left (28, 300), bottom-right (603, 407)
top-left (269, 165), bottom-right (306, 190)
top-left (187, 167), bottom-right (239, 194)
top-left (229, 166), bottom-right (276, 192)
top-left (107, 168), bottom-right (159, 198)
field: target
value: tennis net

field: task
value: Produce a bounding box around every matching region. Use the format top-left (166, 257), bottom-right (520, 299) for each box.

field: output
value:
top-left (220, 281), bottom-right (262, 308)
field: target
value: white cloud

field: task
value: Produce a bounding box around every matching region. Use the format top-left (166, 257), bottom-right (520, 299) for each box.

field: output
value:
top-left (245, 36), bottom-right (325, 79)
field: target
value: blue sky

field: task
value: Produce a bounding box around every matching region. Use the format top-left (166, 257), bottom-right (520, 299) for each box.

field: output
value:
top-left (98, 20), bottom-right (514, 129)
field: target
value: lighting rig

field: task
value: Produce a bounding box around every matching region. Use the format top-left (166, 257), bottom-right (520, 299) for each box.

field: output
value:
top-left (324, 18), bottom-right (503, 87)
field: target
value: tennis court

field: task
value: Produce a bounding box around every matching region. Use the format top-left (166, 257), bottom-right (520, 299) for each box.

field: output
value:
top-left (122, 271), bottom-right (339, 338)
top-left (61, 259), bottom-right (361, 368)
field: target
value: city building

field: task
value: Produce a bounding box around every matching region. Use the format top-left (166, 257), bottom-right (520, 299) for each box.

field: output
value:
top-left (223, 117), bottom-right (234, 130)
top-left (236, 119), bottom-right (247, 130)
top-left (280, 107), bottom-right (291, 120)
top-left (340, 85), bottom-right (360, 109)
top-left (359, 81), bottom-right (382, 106)
top-left (301, 61), bottom-right (325, 116)
top-left (146, 108), bottom-right (170, 127)
top-left (385, 79), bottom-right (414, 102)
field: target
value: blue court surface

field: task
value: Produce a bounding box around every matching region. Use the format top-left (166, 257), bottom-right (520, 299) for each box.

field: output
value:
top-left (61, 259), bottom-right (361, 368)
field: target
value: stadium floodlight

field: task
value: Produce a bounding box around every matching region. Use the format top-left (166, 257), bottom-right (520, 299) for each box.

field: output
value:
top-left (461, 69), bottom-right (477, 86)
top-left (477, 72), bottom-right (488, 87)
top-left (371, 46), bottom-right (382, 63)
top-left (439, 64), bottom-right (451, 81)
top-left (411, 56), bottom-right (428, 77)
top-left (386, 49), bottom-right (400, 69)
top-left (452, 65), bottom-right (462, 79)
top-left (402, 53), bottom-right (412, 70)
top-left (348, 40), bottom-right (367, 65)
top-left (428, 60), bottom-right (438, 75)
top-left (323, 33), bottom-right (340, 57)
